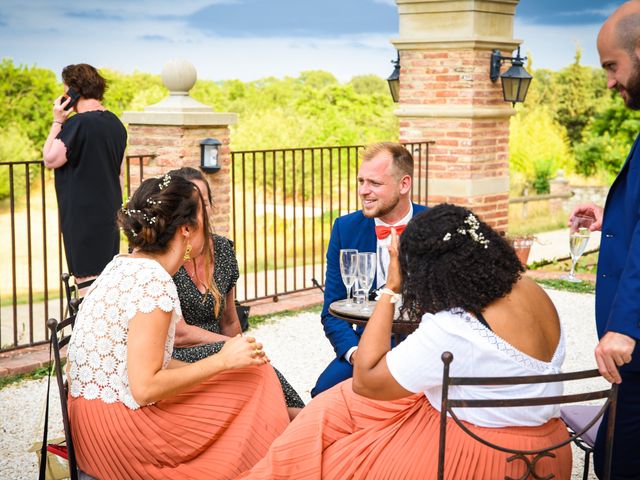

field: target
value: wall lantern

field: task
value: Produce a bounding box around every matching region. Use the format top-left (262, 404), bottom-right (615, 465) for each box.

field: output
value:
top-left (200, 138), bottom-right (222, 173)
top-left (490, 47), bottom-right (532, 106)
top-left (386, 52), bottom-right (400, 103)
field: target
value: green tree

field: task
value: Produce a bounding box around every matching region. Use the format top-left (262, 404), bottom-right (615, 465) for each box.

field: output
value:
top-left (0, 124), bottom-right (39, 200)
top-left (0, 59), bottom-right (59, 149)
top-left (509, 107), bottom-right (573, 193)
top-left (554, 48), bottom-right (600, 146)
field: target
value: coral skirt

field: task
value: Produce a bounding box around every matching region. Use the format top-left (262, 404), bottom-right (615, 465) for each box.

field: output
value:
top-left (69, 364), bottom-right (290, 480)
top-left (238, 379), bottom-right (572, 480)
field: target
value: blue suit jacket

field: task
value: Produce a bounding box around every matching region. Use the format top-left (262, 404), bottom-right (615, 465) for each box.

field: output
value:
top-left (597, 134), bottom-right (640, 372)
top-left (321, 203), bottom-right (427, 359)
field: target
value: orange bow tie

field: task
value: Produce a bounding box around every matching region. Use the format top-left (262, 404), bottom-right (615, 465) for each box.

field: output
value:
top-left (375, 224), bottom-right (406, 240)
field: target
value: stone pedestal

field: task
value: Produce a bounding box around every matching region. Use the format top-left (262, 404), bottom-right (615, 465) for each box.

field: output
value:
top-left (393, 0), bottom-right (520, 231)
top-left (122, 59), bottom-right (237, 235)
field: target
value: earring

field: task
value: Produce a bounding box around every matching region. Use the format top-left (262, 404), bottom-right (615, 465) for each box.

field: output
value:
top-left (183, 243), bottom-right (192, 261)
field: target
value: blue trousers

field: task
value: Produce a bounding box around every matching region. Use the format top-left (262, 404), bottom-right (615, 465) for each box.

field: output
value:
top-left (594, 371), bottom-right (640, 479)
top-left (311, 356), bottom-right (354, 398)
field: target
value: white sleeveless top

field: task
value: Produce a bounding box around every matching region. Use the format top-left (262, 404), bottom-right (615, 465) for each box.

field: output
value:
top-left (67, 256), bottom-right (181, 410)
top-left (386, 308), bottom-right (565, 427)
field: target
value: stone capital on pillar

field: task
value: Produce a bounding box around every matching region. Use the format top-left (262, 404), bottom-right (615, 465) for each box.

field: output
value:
top-left (393, 0), bottom-right (522, 231)
top-left (122, 59), bottom-right (237, 236)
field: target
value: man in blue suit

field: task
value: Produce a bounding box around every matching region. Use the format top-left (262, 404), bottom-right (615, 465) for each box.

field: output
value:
top-left (311, 142), bottom-right (427, 397)
top-left (571, 3), bottom-right (640, 477)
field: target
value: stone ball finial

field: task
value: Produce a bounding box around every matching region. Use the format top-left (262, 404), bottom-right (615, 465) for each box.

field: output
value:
top-left (161, 59), bottom-right (197, 94)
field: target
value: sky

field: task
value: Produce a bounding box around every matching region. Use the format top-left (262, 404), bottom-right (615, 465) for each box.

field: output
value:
top-left (0, 0), bottom-right (627, 83)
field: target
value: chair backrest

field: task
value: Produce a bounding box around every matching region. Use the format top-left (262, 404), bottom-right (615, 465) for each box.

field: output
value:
top-left (46, 304), bottom-right (80, 480)
top-left (61, 273), bottom-right (80, 315)
top-left (437, 351), bottom-right (618, 480)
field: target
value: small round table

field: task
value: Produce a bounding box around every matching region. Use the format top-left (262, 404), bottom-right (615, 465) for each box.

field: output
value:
top-left (328, 299), bottom-right (419, 344)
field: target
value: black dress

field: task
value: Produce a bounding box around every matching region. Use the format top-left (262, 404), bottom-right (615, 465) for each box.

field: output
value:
top-left (55, 110), bottom-right (127, 277)
top-left (172, 235), bottom-right (304, 408)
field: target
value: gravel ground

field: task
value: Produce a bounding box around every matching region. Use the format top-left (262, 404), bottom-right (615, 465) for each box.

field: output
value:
top-left (1, 288), bottom-right (604, 479)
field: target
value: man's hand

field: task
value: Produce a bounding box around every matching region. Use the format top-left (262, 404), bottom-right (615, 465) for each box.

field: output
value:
top-left (568, 204), bottom-right (604, 232)
top-left (594, 332), bottom-right (636, 384)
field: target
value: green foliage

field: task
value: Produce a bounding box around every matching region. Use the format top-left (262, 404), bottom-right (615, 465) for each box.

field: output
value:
top-left (100, 69), bottom-right (167, 116)
top-left (575, 94), bottom-right (640, 176)
top-left (509, 107), bottom-right (572, 191)
top-left (190, 70), bottom-right (397, 150)
top-left (0, 124), bottom-right (39, 200)
top-left (554, 49), bottom-right (600, 145)
top-left (0, 58), bottom-right (59, 148)
top-left (535, 278), bottom-right (595, 294)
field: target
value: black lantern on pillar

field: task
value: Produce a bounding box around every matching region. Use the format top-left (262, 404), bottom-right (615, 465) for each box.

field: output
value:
top-left (386, 52), bottom-right (400, 103)
top-left (200, 138), bottom-right (221, 173)
top-left (490, 47), bottom-right (532, 106)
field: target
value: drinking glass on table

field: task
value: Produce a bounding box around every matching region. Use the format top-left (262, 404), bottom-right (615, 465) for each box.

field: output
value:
top-left (357, 252), bottom-right (376, 314)
top-left (564, 215), bottom-right (594, 283)
top-left (340, 249), bottom-right (358, 306)
top-left (377, 244), bottom-right (388, 286)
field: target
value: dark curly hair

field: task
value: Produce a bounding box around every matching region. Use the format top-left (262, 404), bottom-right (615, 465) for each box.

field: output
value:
top-left (399, 203), bottom-right (524, 320)
top-left (61, 63), bottom-right (106, 101)
top-left (118, 175), bottom-right (208, 254)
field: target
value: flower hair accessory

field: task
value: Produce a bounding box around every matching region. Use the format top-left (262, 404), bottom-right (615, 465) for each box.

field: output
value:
top-left (442, 213), bottom-right (490, 248)
top-left (159, 174), bottom-right (171, 190)
top-left (121, 207), bottom-right (157, 226)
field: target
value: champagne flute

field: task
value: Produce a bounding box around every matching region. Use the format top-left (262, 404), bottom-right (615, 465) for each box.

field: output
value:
top-left (340, 249), bottom-right (358, 306)
top-left (377, 244), bottom-right (388, 287)
top-left (564, 215), bottom-right (594, 283)
top-left (357, 252), bottom-right (376, 314)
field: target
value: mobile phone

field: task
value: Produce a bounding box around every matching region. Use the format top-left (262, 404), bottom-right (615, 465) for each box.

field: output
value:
top-left (62, 87), bottom-right (81, 111)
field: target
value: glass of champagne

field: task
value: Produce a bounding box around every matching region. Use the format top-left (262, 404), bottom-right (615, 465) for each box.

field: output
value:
top-left (340, 249), bottom-right (358, 306)
top-left (356, 252), bottom-right (377, 314)
top-left (565, 215), bottom-right (594, 283)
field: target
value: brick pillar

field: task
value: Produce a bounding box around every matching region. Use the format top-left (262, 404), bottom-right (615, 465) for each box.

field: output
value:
top-left (122, 59), bottom-right (237, 236)
top-left (393, 0), bottom-right (520, 232)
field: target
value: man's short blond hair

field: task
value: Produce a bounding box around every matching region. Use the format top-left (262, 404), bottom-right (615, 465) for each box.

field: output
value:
top-left (361, 142), bottom-right (414, 179)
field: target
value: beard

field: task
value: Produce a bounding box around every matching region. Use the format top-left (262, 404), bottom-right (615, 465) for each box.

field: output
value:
top-left (361, 192), bottom-right (401, 219)
top-left (622, 56), bottom-right (640, 110)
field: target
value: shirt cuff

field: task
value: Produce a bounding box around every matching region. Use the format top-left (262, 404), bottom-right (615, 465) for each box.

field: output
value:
top-left (345, 346), bottom-right (358, 364)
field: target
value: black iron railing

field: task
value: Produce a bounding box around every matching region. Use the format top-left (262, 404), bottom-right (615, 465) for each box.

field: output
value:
top-left (229, 141), bottom-right (433, 303)
top-left (0, 155), bottom-right (154, 352)
top-left (1, 142), bottom-right (432, 352)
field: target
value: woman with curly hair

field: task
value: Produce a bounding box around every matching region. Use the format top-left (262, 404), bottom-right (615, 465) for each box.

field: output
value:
top-left (239, 203), bottom-right (571, 479)
top-left (66, 175), bottom-right (290, 479)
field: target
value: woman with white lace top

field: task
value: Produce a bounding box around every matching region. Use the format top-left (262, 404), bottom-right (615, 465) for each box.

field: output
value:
top-left (239, 204), bottom-right (572, 480)
top-left (65, 175), bottom-right (290, 480)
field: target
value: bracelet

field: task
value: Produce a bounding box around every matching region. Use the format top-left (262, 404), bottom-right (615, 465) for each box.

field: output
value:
top-left (53, 121), bottom-right (63, 125)
top-left (378, 287), bottom-right (401, 304)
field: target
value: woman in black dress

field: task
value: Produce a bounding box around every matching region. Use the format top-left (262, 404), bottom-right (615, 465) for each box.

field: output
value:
top-left (169, 167), bottom-right (304, 416)
top-left (43, 63), bottom-right (127, 295)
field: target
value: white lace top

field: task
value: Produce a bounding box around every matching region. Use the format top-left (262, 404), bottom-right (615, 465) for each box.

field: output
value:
top-left (67, 256), bottom-right (181, 410)
top-left (386, 308), bottom-right (565, 427)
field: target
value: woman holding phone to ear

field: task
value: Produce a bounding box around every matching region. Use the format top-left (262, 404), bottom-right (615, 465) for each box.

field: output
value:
top-left (43, 63), bottom-right (127, 295)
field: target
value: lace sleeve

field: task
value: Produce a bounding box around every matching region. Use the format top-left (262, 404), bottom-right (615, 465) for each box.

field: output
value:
top-left (122, 260), bottom-right (182, 321)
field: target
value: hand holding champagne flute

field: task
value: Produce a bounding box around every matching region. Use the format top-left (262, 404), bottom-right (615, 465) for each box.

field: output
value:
top-left (565, 215), bottom-right (594, 283)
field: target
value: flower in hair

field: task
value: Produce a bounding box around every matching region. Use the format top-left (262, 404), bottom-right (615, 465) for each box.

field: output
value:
top-left (159, 174), bottom-right (171, 190)
top-left (442, 214), bottom-right (490, 248)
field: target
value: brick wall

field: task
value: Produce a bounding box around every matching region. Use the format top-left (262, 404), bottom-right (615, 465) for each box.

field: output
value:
top-left (399, 49), bottom-right (513, 232)
top-left (126, 124), bottom-right (232, 236)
